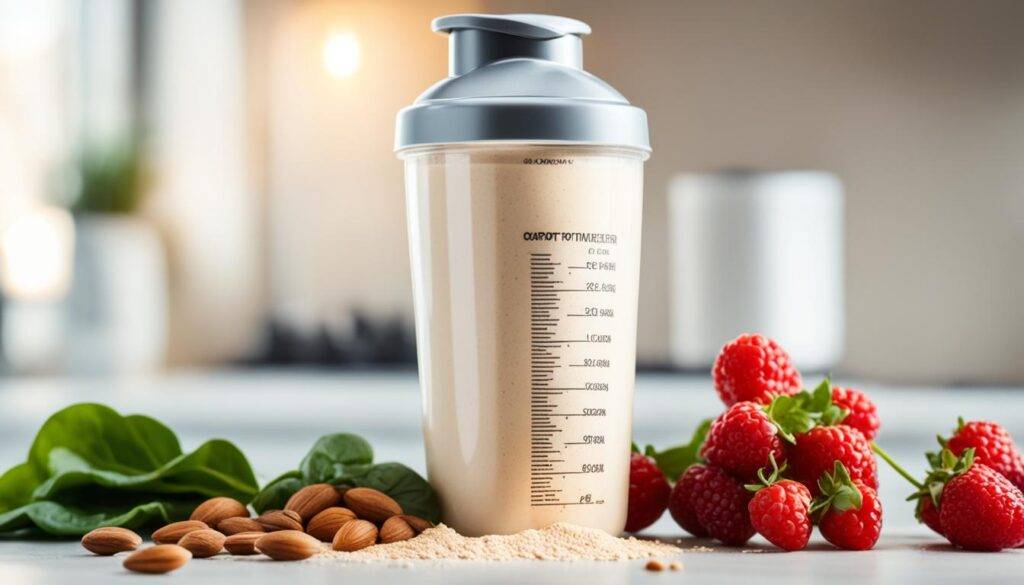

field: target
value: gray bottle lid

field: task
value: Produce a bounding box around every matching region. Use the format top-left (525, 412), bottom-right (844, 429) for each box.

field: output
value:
top-left (394, 13), bottom-right (650, 154)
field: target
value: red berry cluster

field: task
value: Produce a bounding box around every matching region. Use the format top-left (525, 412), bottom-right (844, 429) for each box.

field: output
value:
top-left (903, 419), bottom-right (1024, 550)
top-left (626, 333), bottom-right (884, 551)
top-left (626, 333), bottom-right (1024, 553)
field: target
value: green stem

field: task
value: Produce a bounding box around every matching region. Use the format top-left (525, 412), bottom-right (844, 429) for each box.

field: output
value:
top-left (872, 442), bottom-right (923, 489)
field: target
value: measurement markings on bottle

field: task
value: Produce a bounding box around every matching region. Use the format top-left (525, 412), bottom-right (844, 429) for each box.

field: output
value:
top-left (529, 242), bottom-right (617, 507)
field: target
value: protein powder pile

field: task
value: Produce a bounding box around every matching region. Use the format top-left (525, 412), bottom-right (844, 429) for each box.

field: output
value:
top-left (312, 523), bottom-right (681, 563)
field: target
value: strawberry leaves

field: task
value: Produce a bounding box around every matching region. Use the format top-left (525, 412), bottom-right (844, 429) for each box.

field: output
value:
top-left (765, 379), bottom-right (848, 444)
top-left (810, 462), bottom-right (863, 517)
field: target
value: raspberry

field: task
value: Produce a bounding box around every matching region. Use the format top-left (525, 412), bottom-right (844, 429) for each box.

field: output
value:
top-left (700, 402), bottom-right (786, 482)
top-left (712, 334), bottom-right (802, 407)
top-left (946, 419), bottom-right (1024, 492)
top-left (690, 465), bottom-right (754, 545)
top-left (788, 425), bottom-right (878, 496)
top-left (818, 480), bottom-right (883, 550)
top-left (625, 452), bottom-right (671, 532)
top-left (830, 386), bottom-right (880, 440)
top-left (748, 479), bottom-right (812, 551)
top-left (940, 463), bottom-right (1024, 551)
top-left (668, 464), bottom-right (708, 537)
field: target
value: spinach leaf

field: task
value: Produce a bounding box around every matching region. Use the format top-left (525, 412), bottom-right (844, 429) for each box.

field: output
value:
top-left (0, 403), bottom-right (258, 537)
top-left (299, 433), bottom-right (374, 484)
top-left (642, 418), bottom-right (713, 483)
top-left (337, 462), bottom-right (441, 523)
top-left (250, 433), bottom-right (440, 523)
top-left (250, 471), bottom-right (303, 514)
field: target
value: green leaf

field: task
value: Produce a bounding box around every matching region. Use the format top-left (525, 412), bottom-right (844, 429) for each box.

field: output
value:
top-left (644, 419), bottom-right (712, 482)
top-left (810, 462), bottom-right (862, 517)
top-left (0, 403), bottom-right (257, 537)
top-left (336, 462), bottom-right (441, 524)
top-left (299, 433), bottom-right (374, 484)
top-left (250, 471), bottom-right (303, 514)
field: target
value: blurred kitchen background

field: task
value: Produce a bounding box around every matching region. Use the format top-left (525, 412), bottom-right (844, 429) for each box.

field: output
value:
top-left (1, 0), bottom-right (1023, 383)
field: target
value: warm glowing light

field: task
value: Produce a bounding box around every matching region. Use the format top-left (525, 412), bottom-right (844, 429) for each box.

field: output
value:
top-left (322, 32), bottom-right (361, 79)
top-left (0, 206), bottom-right (74, 300)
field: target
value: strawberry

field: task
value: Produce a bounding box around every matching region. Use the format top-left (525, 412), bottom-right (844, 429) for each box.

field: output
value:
top-left (712, 334), bottom-right (802, 406)
top-left (700, 402), bottom-right (786, 481)
top-left (625, 452), bottom-right (671, 532)
top-left (746, 456), bottom-right (812, 551)
top-left (830, 386), bottom-right (880, 440)
top-left (668, 464), bottom-right (709, 537)
top-left (788, 425), bottom-right (878, 496)
top-left (916, 496), bottom-right (944, 536)
top-left (690, 465), bottom-right (755, 545)
top-left (812, 462), bottom-right (883, 550)
top-left (943, 418), bottom-right (1024, 492)
top-left (939, 457), bottom-right (1024, 551)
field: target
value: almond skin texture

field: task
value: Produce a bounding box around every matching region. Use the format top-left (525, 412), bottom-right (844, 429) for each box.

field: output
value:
top-left (285, 484), bottom-right (342, 523)
top-left (224, 532), bottom-right (263, 556)
top-left (332, 519), bottom-right (378, 552)
top-left (255, 530), bottom-right (322, 561)
top-left (81, 527), bottom-right (142, 555)
top-left (305, 507), bottom-right (356, 542)
top-left (379, 516), bottom-right (414, 544)
top-left (190, 497), bottom-right (249, 527)
top-left (152, 520), bottom-right (209, 544)
top-left (397, 515), bottom-right (434, 534)
top-left (123, 545), bottom-right (191, 574)
top-left (258, 509), bottom-right (303, 532)
top-left (178, 528), bottom-right (226, 558)
top-left (343, 487), bottom-right (402, 523)
top-left (218, 517), bottom-right (265, 535)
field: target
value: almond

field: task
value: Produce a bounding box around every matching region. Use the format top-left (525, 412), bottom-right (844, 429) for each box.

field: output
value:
top-left (177, 528), bottom-right (226, 558)
top-left (123, 545), bottom-right (191, 574)
top-left (379, 516), bottom-right (414, 544)
top-left (218, 516), bottom-right (265, 535)
top-left (285, 483), bottom-right (342, 523)
top-left (81, 526), bottom-right (142, 555)
top-left (305, 507), bottom-right (356, 541)
top-left (257, 509), bottom-right (303, 532)
top-left (255, 530), bottom-right (322, 561)
top-left (397, 515), bottom-right (434, 534)
top-left (190, 497), bottom-right (249, 527)
top-left (152, 520), bottom-right (209, 544)
top-left (224, 532), bottom-right (263, 556)
top-left (342, 487), bottom-right (402, 523)
top-left (331, 519), bottom-right (377, 552)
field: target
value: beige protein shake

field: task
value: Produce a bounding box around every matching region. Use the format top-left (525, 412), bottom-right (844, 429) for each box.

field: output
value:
top-left (396, 14), bottom-right (650, 536)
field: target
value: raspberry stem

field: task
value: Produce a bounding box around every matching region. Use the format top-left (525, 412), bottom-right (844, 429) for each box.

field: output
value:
top-left (871, 442), bottom-right (923, 489)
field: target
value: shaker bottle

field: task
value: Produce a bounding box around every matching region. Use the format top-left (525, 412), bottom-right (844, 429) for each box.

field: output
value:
top-left (395, 14), bottom-right (650, 536)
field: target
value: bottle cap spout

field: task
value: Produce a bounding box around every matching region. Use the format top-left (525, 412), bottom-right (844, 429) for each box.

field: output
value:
top-left (433, 14), bottom-right (590, 74)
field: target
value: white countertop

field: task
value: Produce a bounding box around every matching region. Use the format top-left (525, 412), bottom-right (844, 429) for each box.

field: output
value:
top-left (0, 370), bottom-right (1021, 583)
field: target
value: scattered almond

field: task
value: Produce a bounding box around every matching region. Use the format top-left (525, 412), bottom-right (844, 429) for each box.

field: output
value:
top-left (255, 530), bottom-right (322, 561)
top-left (123, 545), bottom-right (191, 574)
top-left (669, 561), bottom-right (683, 571)
top-left (218, 517), bottom-right (265, 535)
top-left (152, 520), bottom-right (209, 544)
top-left (285, 483), bottom-right (342, 523)
top-left (305, 507), bottom-right (356, 542)
top-left (332, 519), bottom-right (378, 552)
top-left (257, 509), bottom-right (303, 532)
top-left (645, 559), bottom-right (665, 572)
top-left (342, 487), bottom-right (402, 523)
top-left (190, 497), bottom-right (249, 528)
top-left (178, 528), bottom-right (226, 558)
top-left (396, 514), bottom-right (434, 534)
top-left (81, 527), bottom-right (142, 555)
top-left (379, 516), bottom-right (414, 544)
top-left (224, 532), bottom-right (263, 556)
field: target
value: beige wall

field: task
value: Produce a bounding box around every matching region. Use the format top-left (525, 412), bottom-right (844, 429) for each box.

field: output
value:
top-left (256, 0), bottom-right (1024, 382)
